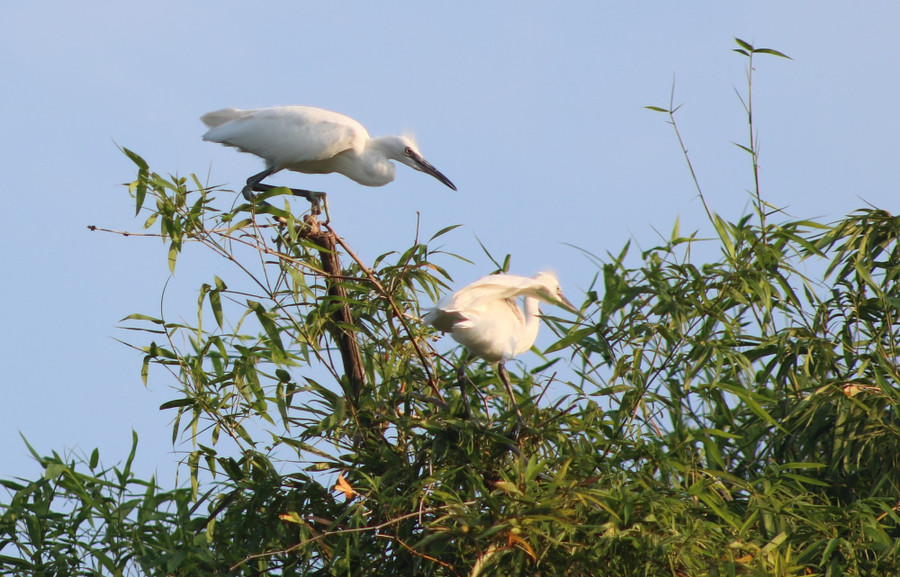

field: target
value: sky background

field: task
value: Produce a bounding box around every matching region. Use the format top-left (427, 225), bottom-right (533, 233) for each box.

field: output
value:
top-left (1, 2), bottom-right (898, 485)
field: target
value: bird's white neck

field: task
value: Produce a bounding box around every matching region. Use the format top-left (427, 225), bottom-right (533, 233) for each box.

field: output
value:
top-left (355, 138), bottom-right (397, 186)
top-left (331, 138), bottom-right (396, 187)
top-left (515, 296), bottom-right (542, 357)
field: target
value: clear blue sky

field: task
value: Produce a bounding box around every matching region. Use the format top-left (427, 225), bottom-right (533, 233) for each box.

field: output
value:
top-left (2, 1), bottom-right (898, 483)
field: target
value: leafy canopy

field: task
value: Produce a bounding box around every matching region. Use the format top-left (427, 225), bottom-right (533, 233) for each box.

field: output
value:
top-left (3, 39), bottom-right (900, 577)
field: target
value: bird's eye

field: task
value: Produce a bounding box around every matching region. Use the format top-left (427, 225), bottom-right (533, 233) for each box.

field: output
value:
top-left (404, 147), bottom-right (413, 156)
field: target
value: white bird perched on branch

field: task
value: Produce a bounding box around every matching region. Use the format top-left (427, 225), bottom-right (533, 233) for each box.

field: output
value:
top-left (201, 105), bottom-right (457, 205)
top-left (424, 272), bottom-right (577, 423)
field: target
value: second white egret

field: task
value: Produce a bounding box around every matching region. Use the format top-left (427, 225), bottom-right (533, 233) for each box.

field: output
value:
top-left (201, 105), bottom-right (457, 201)
top-left (424, 272), bottom-right (577, 422)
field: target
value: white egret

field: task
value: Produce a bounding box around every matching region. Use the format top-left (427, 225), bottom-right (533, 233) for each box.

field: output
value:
top-left (424, 272), bottom-right (577, 423)
top-left (201, 106), bottom-right (457, 204)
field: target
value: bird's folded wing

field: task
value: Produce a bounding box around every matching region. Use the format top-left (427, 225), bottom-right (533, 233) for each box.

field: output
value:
top-left (202, 107), bottom-right (362, 167)
top-left (445, 274), bottom-right (537, 310)
top-left (423, 308), bottom-right (470, 333)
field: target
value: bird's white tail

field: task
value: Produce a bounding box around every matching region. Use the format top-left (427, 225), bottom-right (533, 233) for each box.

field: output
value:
top-left (200, 108), bottom-right (251, 129)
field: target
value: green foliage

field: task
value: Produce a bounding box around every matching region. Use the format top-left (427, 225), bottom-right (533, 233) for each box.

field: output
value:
top-left (4, 39), bottom-right (900, 576)
top-left (0, 434), bottom-right (211, 576)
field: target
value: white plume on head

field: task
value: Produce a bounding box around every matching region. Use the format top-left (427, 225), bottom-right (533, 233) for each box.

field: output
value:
top-left (400, 132), bottom-right (419, 148)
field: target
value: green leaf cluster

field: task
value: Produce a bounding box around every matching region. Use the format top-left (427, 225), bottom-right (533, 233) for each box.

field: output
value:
top-left (4, 40), bottom-right (900, 577)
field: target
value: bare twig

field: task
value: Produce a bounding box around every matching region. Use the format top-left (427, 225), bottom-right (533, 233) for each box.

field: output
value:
top-left (301, 215), bottom-right (368, 406)
top-left (230, 501), bottom-right (476, 570)
top-left (662, 82), bottom-right (714, 224)
top-left (326, 223), bottom-right (443, 401)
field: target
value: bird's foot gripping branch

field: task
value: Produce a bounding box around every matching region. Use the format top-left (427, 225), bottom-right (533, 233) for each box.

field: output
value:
top-left (249, 182), bottom-right (328, 220)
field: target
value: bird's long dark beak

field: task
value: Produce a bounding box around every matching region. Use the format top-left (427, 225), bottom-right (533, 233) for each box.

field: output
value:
top-left (557, 294), bottom-right (578, 314)
top-left (413, 153), bottom-right (457, 191)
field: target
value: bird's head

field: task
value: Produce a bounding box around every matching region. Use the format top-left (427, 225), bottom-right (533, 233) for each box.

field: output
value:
top-left (383, 135), bottom-right (457, 191)
top-left (533, 271), bottom-right (578, 313)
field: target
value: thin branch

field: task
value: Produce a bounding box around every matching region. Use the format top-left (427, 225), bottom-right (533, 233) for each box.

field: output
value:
top-left (327, 223), bottom-right (444, 401)
top-left (230, 501), bottom-right (476, 570)
top-left (663, 83), bottom-right (714, 224)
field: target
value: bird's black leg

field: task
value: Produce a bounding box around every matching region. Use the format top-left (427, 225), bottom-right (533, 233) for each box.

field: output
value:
top-left (497, 362), bottom-right (525, 430)
top-left (241, 168), bottom-right (329, 221)
top-left (456, 352), bottom-right (473, 419)
top-left (252, 183), bottom-right (328, 219)
top-left (242, 167), bottom-right (278, 201)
